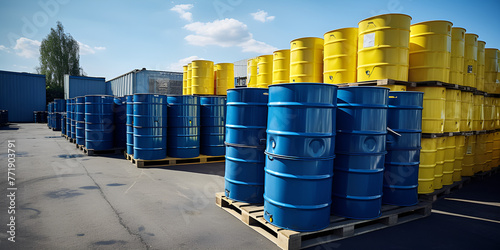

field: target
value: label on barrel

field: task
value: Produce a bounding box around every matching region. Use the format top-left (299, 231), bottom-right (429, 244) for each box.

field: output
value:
top-left (466, 145), bottom-right (472, 154)
top-left (363, 33), bottom-right (375, 48)
top-left (467, 65), bottom-right (473, 73)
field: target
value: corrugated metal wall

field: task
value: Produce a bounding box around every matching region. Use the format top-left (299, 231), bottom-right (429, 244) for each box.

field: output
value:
top-left (64, 75), bottom-right (106, 99)
top-left (107, 69), bottom-right (183, 97)
top-left (0, 70), bottom-right (46, 122)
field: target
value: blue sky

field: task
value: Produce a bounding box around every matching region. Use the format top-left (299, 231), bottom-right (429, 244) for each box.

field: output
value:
top-left (0, 0), bottom-right (499, 80)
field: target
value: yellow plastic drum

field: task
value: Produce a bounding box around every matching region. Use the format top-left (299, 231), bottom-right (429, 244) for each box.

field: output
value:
top-left (444, 89), bottom-right (461, 132)
top-left (409, 87), bottom-right (445, 133)
top-left (474, 134), bottom-right (486, 173)
top-left (476, 41), bottom-right (486, 91)
top-left (463, 33), bottom-right (478, 88)
top-left (409, 21), bottom-right (452, 83)
top-left (187, 63), bottom-right (192, 95)
top-left (484, 97), bottom-right (494, 130)
top-left (472, 94), bottom-right (484, 131)
top-left (434, 137), bottom-right (446, 190)
top-left (460, 91), bottom-right (473, 131)
top-left (323, 27), bottom-right (358, 84)
top-left (442, 136), bottom-right (455, 185)
top-left (450, 28), bottom-right (466, 85)
top-left (256, 55), bottom-right (273, 88)
top-left (418, 138), bottom-right (437, 194)
top-left (182, 65), bottom-right (188, 95)
top-left (453, 135), bottom-right (465, 181)
top-left (247, 58), bottom-right (257, 87)
top-left (493, 131), bottom-right (500, 167)
top-left (215, 63), bottom-right (234, 95)
top-left (272, 49), bottom-right (290, 84)
top-left (357, 14), bottom-right (411, 82)
top-left (485, 133), bottom-right (494, 171)
top-left (290, 37), bottom-right (324, 83)
top-left (191, 60), bottom-right (215, 95)
top-left (485, 49), bottom-right (499, 94)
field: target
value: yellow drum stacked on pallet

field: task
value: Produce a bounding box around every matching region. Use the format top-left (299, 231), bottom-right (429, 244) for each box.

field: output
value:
top-left (247, 58), bottom-right (257, 87)
top-left (450, 28), bottom-right (466, 85)
top-left (442, 136), bottom-right (455, 185)
top-left (215, 63), bottom-right (234, 95)
top-left (192, 60), bottom-right (215, 95)
top-left (493, 131), bottom-right (500, 167)
top-left (419, 138), bottom-right (437, 193)
top-left (435, 137), bottom-right (446, 189)
top-left (323, 28), bottom-right (358, 84)
top-left (472, 94), bottom-right (484, 131)
top-left (463, 33), bottom-right (478, 88)
top-left (256, 55), bottom-right (273, 88)
top-left (357, 14), bottom-right (411, 81)
top-left (290, 37), bottom-right (324, 83)
top-left (485, 49), bottom-right (499, 94)
top-left (409, 21), bottom-right (452, 83)
top-left (272, 49), bottom-right (290, 84)
top-left (187, 63), bottom-right (193, 95)
top-left (485, 133), bottom-right (494, 171)
top-left (460, 91), bottom-right (473, 131)
top-left (454, 135), bottom-right (465, 181)
top-left (462, 135), bottom-right (476, 176)
top-left (409, 87), bottom-right (445, 133)
top-left (476, 41), bottom-right (486, 91)
top-left (484, 97), bottom-right (494, 130)
top-left (474, 134), bottom-right (486, 173)
top-left (496, 98), bottom-right (500, 129)
top-left (444, 89), bottom-right (461, 132)
top-left (182, 65), bottom-right (188, 95)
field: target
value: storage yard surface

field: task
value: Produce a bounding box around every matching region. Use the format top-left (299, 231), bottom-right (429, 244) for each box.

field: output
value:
top-left (1, 123), bottom-right (499, 249)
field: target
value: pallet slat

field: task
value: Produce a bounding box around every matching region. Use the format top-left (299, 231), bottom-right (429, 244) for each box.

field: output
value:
top-left (125, 152), bottom-right (224, 167)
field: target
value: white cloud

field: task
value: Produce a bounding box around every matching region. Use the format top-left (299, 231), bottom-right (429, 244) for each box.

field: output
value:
top-left (78, 42), bottom-right (106, 55)
top-left (13, 37), bottom-right (41, 58)
top-left (171, 4), bottom-right (194, 22)
top-left (251, 10), bottom-right (275, 23)
top-left (166, 55), bottom-right (204, 72)
top-left (94, 46), bottom-right (106, 51)
top-left (0, 45), bottom-right (8, 51)
top-left (183, 18), bottom-right (277, 54)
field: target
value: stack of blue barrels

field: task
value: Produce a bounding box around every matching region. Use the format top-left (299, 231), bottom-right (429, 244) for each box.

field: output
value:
top-left (66, 100), bottom-right (71, 136)
top-left (126, 95), bottom-right (134, 156)
top-left (70, 98), bottom-right (76, 140)
top-left (53, 99), bottom-right (65, 131)
top-left (61, 113), bottom-right (66, 136)
top-left (113, 97), bottom-right (127, 149)
top-left (75, 97), bottom-right (86, 145)
top-left (167, 96), bottom-right (200, 158)
top-left (47, 103), bottom-right (52, 129)
top-left (200, 96), bottom-right (226, 156)
top-left (85, 95), bottom-right (114, 150)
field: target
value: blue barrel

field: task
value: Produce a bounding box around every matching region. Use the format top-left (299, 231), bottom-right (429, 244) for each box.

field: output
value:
top-left (66, 99), bottom-right (71, 136)
top-left (61, 114), bottom-right (66, 135)
top-left (114, 97), bottom-right (127, 149)
top-left (332, 86), bottom-right (389, 219)
top-left (70, 98), bottom-right (76, 139)
top-left (200, 96), bottom-right (226, 156)
top-left (263, 83), bottom-right (337, 232)
top-left (85, 95), bottom-right (114, 150)
top-left (48, 103), bottom-right (52, 128)
top-left (75, 97), bottom-right (86, 145)
top-left (126, 95), bottom-right (134, 155)
top-left (225, 88), bottom-right (268, 204)
top-left (54, 98), bottom-right (66, 112)
top-left (133, 94), bottom-right (168, 160)
top-left (167, 96), bottom-right (200, 158)
top-left (383, 91), bottom-right (423, 206)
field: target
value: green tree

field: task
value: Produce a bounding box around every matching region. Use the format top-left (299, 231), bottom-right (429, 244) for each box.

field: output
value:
top-left (37, 21), bottom-right (83, 102)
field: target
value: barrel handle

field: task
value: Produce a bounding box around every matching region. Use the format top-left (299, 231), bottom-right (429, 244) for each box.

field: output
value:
top-left (387, 127), bottom-right (401, 137)
top-left (267, 155), bottom-right (274, 161)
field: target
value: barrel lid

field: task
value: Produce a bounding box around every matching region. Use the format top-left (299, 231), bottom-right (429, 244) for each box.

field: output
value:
top-left (270, 82), bottom-right (338, 88)
top-left (452, 27), bottom-right (466, 31)
top-left (411, 20), bottom-right (453, 26)
top-left (323, 27), bottom-right (358, 36)
top-left (215, 62), bottom-right (234, 66)
top-left (192, 59), bottom-right (214, 63)
top-left (465, 33), bottom-right (478, 37)
top-left (358, 13), bottom-right (412, 24)
top-left (290, 37), bottom-right (323, 43)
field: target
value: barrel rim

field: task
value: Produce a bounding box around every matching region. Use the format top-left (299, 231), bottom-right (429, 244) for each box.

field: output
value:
top-left (478, 40), bottom-right (486, 45)
top-left (358, 13), bottom-right (412, 24)
top-left (290, 37), bottom-right (324, 43)
top-left (485, 48), bottom-right (499, 51)
top-left (410, 20), bottom-right (453, 26)
top-left (214, 62), bottom-right (234, 66)
top-left (323, 27), bottom-right (358, 36)
top-left (272, 49), bottom-right (290, 53)
top-left (451, 27), bottom-right (466, 32)
top-left (270, 82), bottom-right (339, 88)
top-left (338, 86), bottom-right (390, 89)
top-left (192, 59), bottom-right (214, 63)
top-left (227, 87), bottom-right (269, 91)
top-left (464, 33), bottom-right (479, 37)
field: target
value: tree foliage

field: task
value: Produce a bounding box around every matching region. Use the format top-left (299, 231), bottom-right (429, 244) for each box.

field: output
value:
top-left (37, 21), bottom-right (83, 101)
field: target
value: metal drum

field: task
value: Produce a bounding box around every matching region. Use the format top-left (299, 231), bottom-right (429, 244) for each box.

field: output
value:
top-left (442, 136), bottom-right (456, 185)
top-left (454, 135), bottom-right (465, 181)
top-left (183, 65), bottom-right (188, 95)
top-left (290, 37), bottom-right (324, 83)
top-left (418, 138), bottom-right (437, 194)
top-left (332, 86), bottom-right (389, 219)
top-left (272, 49), bottom-right (290, 84)
top-left (257, 55), bottom-right (273, 88)
top-left (323, 27), bottom-right (358, 84)
top-left (383, 91), bottom-right (423, 206)
top-left (187, 63), bottom-right (192, 95)
top-left (485, 49), bottom-right (499, 93)
top-left (409, 87), bottom-right (446, 133)
top-left (200, 96), bottom-right (226, 156)
top-left (66, 99), bottom-right (71, 136)
top-left (133, 94), bottom-right (168, 160)
top-left (472, 94), bottom-right (484, 131)
top-left (126, 95), bottom-right (134, 155)
top-left (48, 103), bottom-right (52, 129)
top-left (450, 28), bottom-right (466, 85)
top-left (464, 33), bottom-right (478, 88)
top-left (191, 60), bottom-right (214, 95)
top-left (75, 96), bottom-right (86, 145)
top-left (476, 41), bottom-right (486, 91)
top-left (461, 92), bottom-right (473, 131)
top-left (264, 83), bottom-right (337, 232)
top-left (85, 95), bottom-right (114, 150)
top-left (462, 135), bottom-right (476, 176)
top-left (61, 114), bottom-right (66, 135)
top-left (247, 58), bottom-right (258, 87)
top-left (70, 99), bottom-right (76, 139)
top-left (113, 97), bottom-right (127, 149)
top-left (224, 88), bottom-right (268, 203)
top-left (215, 63), bottom-right (234, 95)
top-left (167, 96), bottom-right (200, 158)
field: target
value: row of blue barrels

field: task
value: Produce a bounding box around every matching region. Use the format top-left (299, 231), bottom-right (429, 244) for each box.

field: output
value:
top-left (47, 99), bottom-right (66, 130)
top-left (33, 111), bottom-right (47, 123)
top-left (126, 94), bottom-right (226, 160)
top-left (224, 85), bottom-right (423, 232)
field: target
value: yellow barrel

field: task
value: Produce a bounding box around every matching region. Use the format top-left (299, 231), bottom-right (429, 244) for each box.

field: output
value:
top-left (493, 131), bottom-right (500, 167)
top-left (460, 91), bottom-right (473, 131)
top-left (215, 63), bottom-right (234, 95)
top-left (485, 48), bottom-right (499, 93)
top-left (450, 28), bottom-right (466, 85)
top-left (444, 89), bottom-right (461, 132)
top-left (442, 136), bottom-right (455, 185)
top-left (256, 55), bottom-right (273, 88)
top-left (496, 98), bottom-right (500, 129)
top-left (386, 85), bottom-right (406, 91)
top-left (474, 134), bottom-right (486, 173)
top-left (357, 14), bottom-right (411, 82)
top-left (476, 41), bottom-right (486, 91)
top-left (453, 135), bottom-right (465, 181)
top-left (182, 65), bottom-right (188, 95)
top-left (409, 20), bottom-right (452, 83)
top-left (485, 132), bottom-right (494, 171)
top-left (435, 137), bottom-right (446, 190)
top-left (472, 94), bottom-right (484, 131)
top-left (290, 37), bottom-right (324, 83)
top-left (463, 33), bottom-right (478, 88)
top-left (191, 60), bottom-right (215, 95)
top-left (484, 97), bottom-right (494, 130)
top-left (247, 58), bottom-right (257, 87)
top-left (419, 138), bottom-right (437, 194)
top-left (187, 63), bottom-right (193, 95)
top-left (408, 86), bottom-right (445, 133)
top-left (498, 55), bottom-right (500, 94)
top-left (323, 28), bottom-right (358, 84)
top-left (462, 135), bottom-right (476, 176)
top-left (272, 49), bottom-right (290, 84)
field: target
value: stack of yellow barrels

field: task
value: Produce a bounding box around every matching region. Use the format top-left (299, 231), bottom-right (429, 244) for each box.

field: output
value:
top-left (181, 60), bottom-right (234, 95)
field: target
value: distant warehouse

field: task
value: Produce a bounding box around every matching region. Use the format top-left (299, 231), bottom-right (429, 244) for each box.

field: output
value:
top-left (107, 68), bottom-right (183, 97)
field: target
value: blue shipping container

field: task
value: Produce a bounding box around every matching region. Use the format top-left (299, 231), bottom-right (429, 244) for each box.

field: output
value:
top-left (64, 75), bottom-right (106, 99)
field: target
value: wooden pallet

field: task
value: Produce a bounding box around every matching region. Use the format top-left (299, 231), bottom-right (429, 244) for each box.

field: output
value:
top-left (216, 192), bottom-right (432, 250)
top-left (79, 146), bottom-right (124, 156)
top-left (418, 179), bottom-right (464, 202)
top-left (129, 154), bottom-right (225, 168)
top-left (338, 79), bottom-right (411, 87)
top-left (459, 85), bottom-right (476, 92)
top-left (409, 81), bottom-right (459, 89)
top-left (124, 152), bottom-right (134, 163)
top-left (472, 166), bottom-right (499, 180)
